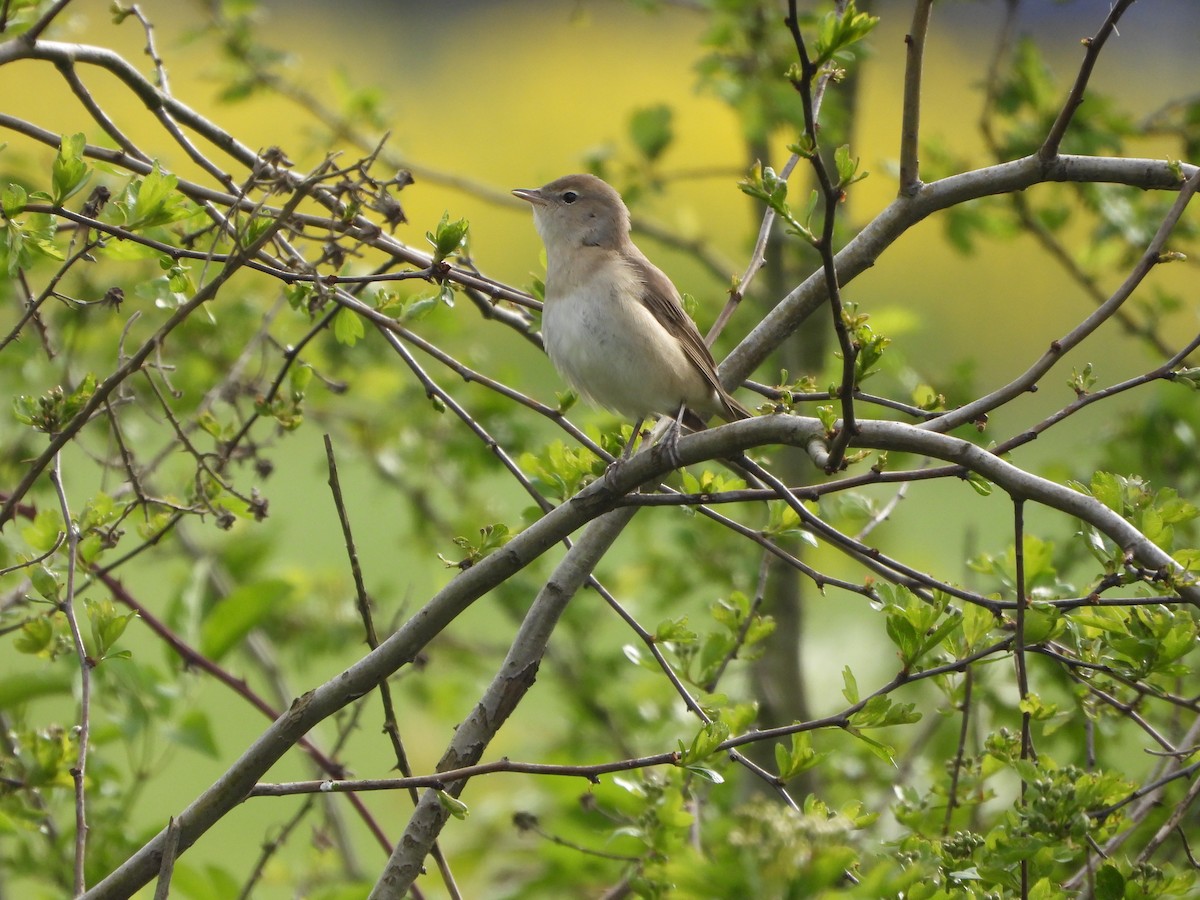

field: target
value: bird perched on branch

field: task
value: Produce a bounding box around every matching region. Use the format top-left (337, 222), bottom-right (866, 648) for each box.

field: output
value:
top-left (512, 173), bottom-right (749, 461)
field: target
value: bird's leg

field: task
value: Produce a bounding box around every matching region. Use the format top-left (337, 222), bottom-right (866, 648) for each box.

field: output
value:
top-left (656, 404), bottom-right (687, 471)
top-left (601, 417), bottom-right (645, 486)
top-left (620, 417), bottom-right (646, 459)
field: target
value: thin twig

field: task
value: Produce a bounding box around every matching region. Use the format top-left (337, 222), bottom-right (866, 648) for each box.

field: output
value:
top-left (50, 452), bottom-right (90, 896)
top-left (898, 0), bottom-right (934, 195)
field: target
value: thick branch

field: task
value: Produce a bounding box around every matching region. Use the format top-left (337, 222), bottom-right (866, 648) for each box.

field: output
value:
top-left (721, 154), bottom-right (1195, 388)
top-left (82, 409), bottom-right (1199, 898)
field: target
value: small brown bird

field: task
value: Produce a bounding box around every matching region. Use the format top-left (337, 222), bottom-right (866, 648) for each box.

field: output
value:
top-left (512, 174), bottom-right (748, 456)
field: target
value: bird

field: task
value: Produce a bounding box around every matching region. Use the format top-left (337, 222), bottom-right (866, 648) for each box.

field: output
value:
top-left (512, 173), bottom-right (749, 463)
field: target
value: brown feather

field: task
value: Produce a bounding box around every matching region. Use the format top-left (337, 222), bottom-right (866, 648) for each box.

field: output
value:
top-left (626, 245), bottom-right (750, 422)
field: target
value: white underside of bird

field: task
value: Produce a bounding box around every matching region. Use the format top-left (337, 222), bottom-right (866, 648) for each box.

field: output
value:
top-left (541, 252), bottom-right (719, 419)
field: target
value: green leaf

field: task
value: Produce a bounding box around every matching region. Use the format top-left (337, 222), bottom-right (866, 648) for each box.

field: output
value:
top-left (2, 182), bottom-right (27, 217)
top-left (170, 709), bottom-right (220, 758)
top-left (813, 0), bottom-right (880, 67)
top-left (85, 597), bottom-right (138, 660)
top-left (436, 790), bottom-right (470, 819)
top-left (845, 728), bottom-right (896, 766)
top-left (79, 491), bottom-right (117, 531)
top-left (426, 211), bottom-right (469, 263)
top-left (833, 144), bottom-right (867, 188)
top-left (841, 666), bottom-right (859, 703)
top-left (680, 720), bottom-right (729, 765)
top-left (1020, 604), bottom-right (1064, 644)
top-left (401, 294), bottom-right (438, 322)
top-left (51, 132), bottom-right (91, 205)
top-left (30, 565), bottom-right (61, 603)
top-left (1017, 692), bottom-right (1058, 721)
top-left (289, 363), bottom-right (312, 396)
top-left (654, 616), bottom-right (696, 644)
top-left (14, 618), bottom-right (55, 656)
top-left (775, 731), bottom-right (823, 781)
top-left (966, 472), bottom-right (993, 496)
top-left (21, 508), bottom-right (64, 552)
top-left (0, 668), bottom-right (74, 709)
top-left (850, 694), bottom-right (920, 728)
top-left (961, 603), bottom-right (995, 651)
top-left (817, 404), bottom-right (838, 434)
top-left (122, 162), bottom-right (193, 229)
top-left (629, 104), bottom-right (674, 162)
top-left (200, 578), bottom-right (293, 661)
top-left (1088, 471), bottom-right (1124, 514)
top-left (684, 765), bottom-right (724, 784)
top-left (332, 306), bottom-right (365, 346)
top-left (1093, 865), bottom-right (1125, 900)
top-left (884, 612), bottom-right (919, 662)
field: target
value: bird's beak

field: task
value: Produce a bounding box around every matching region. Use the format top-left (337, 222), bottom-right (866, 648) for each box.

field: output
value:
top-left (511, 188), bottom-right (545, 206)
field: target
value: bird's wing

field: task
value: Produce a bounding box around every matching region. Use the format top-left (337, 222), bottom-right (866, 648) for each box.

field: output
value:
top-left (631, 249), bottom-right (750, 421)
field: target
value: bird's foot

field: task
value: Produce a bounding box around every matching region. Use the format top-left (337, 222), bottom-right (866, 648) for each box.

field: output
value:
top-left (654, 417), bottom-right (684, 471)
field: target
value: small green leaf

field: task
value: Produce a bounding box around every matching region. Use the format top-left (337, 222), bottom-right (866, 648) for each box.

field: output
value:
top-left (402, 294), bottom-right (438, 322)
top-left (850, 694), bottom-right (920, 728)
top-left (775, 731), bottom-right (823, 781)
top-left (813, 0), bottom-right (880, 67)
top-left (1020, 604), bottom-right (1064, 644)
top-left (51, 133), bottom-right (91, 205)
top-left (85, 597), bottom-right (138, 660)
top-left (680, 720), bottom-right (729, 765)
top-left (654, 616), bottom-right (696, 644)
top-left (22, 509), bottom-right (65, 553)
top-left (2, 182), bottom-right (28, 217)
top-left (684, 765), bottom-right (725, 784)
top-left (833, 144), bottom-right (867, 188)
top-left (1093, 865), bottom-right (1125, 900)
top-left (629, 104), bottom-right (674, 162)
top-left (122, 162), bottom-right (193, 229)
top-left (961, 603), bottom-right (995, 651)
top-left (170, 710), bottom-right (220, 758)
top-left (200, 579), bottom-right (293, 661)
top-left (426, 212), bottom-right (469, 263)
top-left (845, 728), bottom-right (896, 766)
top-left (289, 363), bottom-right (312, 395)
top-left (436, 790), bottom-right (469, 819)
top-left (332, 306), bottom-right (365, 346)
top-left (1174, 366), bottom-right (1200, 389)
top-left (1017, 692), bottom-right (1058, 721)
top-left (841, 666), bottom-right (859, 704)
top-left (816, 405), bottom-right (838, 434)
top-left (14, 618), bottom-right (56, 656)
top-left (0, 668), bottom-right (74, 709)
top-left (30, 565), bottom-right (62, 603)
top-left (966, 472), bottom-right (993, 496)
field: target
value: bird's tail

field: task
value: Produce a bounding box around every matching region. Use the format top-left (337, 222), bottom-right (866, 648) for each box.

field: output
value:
top-left (718, 388), bottom-right (752, 422)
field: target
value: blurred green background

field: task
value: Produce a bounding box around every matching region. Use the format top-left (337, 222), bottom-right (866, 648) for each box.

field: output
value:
top-left (2, 1), bottom-right (1198, 895)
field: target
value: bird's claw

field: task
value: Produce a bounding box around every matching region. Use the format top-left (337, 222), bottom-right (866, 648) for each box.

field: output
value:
top-left (656, 418), bottom-right (683, 471)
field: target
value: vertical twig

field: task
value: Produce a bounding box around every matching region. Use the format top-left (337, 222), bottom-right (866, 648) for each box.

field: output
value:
top-left (1039, 0), bottom-right (1137, 160)
top-left (943, 667), bottom-right (973, 834)
top-left (323, 435), bottom-right (461, 900)
top-left (1012, 497), bottom-right (1032, 900)
top-left (898, 0), bottom-right (933, 195)
top-left (50, 452), bottom-right (91, 896)
top-left (783, 0), bottom-right (859, 470)
top-left (152, 817), bottom-right (182, 900)
top-left (19, 0), bottom-right (76, 42)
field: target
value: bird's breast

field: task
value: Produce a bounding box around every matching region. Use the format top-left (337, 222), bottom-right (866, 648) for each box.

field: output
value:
top-left (540, 258), bottom-right (713, 418)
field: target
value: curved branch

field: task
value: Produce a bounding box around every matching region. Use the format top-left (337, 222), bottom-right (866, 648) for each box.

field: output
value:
top-left (81, 408), bottom-right (1198, 898)
top-left (721, 154), bottom-right (1197, 388)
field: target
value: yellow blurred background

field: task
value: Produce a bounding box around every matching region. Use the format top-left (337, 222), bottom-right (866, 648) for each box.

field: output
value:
top-left (2, 1), bottom-right (1198, 895)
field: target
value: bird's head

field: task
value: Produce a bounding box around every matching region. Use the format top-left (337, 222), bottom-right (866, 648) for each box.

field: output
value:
top-left (512, 173), bottom-right (630, 252)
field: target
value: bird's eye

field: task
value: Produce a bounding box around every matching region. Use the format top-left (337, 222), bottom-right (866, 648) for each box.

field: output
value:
top-left (562, 191), bottom-right (578, 203)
